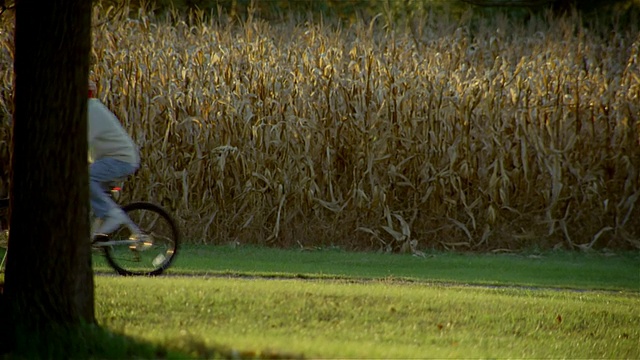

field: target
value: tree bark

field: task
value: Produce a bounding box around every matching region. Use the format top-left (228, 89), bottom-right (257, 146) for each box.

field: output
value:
top-left (0, 0), bottom-right (94, 350)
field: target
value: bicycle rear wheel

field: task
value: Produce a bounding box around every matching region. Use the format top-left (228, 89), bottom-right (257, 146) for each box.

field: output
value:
top-left (103, 202), bottom-right (179, 276)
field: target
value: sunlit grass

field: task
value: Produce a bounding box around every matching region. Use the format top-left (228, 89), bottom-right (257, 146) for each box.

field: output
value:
top-left (92, 245), bottom-right (640, 291)
top-left (95, 276), bottom-right (640, 359)
top-left (3, 245), bottom-right (638, 358)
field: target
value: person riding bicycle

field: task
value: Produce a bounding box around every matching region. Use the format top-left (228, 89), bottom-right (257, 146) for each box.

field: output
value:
top-left (89, 80), bottom-right (140, 237)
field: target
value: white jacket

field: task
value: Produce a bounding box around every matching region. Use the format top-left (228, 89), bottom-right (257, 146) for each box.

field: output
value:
top-left (88, 99), bottom-right (139, 165)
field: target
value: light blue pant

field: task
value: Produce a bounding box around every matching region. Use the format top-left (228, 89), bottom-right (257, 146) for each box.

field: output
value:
top-left (90, 158), bottom-right (138, 218)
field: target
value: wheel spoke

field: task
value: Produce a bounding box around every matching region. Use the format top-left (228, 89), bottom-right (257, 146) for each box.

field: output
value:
top-left (103, 202), bottom-right (179, 276)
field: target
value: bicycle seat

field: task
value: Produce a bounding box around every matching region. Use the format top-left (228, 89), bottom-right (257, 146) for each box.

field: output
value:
top-left (103, 166), bottom-right (140, 192)
top-left (106, 180), bottom-right (124, 189)
top-left (106, 167), bottom-right (140, 190)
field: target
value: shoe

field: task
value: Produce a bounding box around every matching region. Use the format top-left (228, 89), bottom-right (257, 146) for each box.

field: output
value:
top-left (95, 207), bottom-right (129, 235)
top-left (91, 234), bottom-right (110, 249)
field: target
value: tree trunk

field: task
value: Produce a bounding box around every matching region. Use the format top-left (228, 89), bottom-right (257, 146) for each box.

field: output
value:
top-left (0, 0), bottom-right (94, 351)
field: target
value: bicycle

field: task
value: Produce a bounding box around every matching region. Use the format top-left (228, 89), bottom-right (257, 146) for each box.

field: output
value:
top-left (0, 183), bottom-right (179, 276)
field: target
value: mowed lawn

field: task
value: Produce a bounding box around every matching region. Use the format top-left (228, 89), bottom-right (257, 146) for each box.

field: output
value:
top-left (92, 246), bottom-right (640, 359)
top-left (95, 245), bottom-right (640, 291)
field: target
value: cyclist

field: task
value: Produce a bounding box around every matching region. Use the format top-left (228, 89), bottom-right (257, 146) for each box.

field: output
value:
top-left (88, 80), bottom-right (140, 238)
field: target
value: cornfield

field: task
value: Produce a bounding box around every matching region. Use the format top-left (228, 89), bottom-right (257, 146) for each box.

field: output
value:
top-left (1, 4), bottom-right (639, 252)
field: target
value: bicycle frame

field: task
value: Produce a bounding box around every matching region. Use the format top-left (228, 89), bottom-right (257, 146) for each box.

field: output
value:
top-left (0, 187), bottom-right (144, 271)
top-left (2, 181), bottom-right (179, 276)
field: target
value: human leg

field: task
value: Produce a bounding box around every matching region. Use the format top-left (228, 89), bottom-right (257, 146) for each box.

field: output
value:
top-left (90, 158), bottom-right (138, 234)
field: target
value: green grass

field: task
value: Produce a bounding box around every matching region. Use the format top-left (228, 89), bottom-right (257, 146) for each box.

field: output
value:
top-left (95, 276), bottom-right (640, 359)
top-left (94, 245), bottom-right (640, 292)
top-left (3, 246), bottom-right (640, 358)
top-left (3, 322), bottom-right (183, 359)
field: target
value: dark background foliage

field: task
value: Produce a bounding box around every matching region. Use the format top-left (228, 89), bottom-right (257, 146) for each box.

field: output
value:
top-left (98, 0), bottom-right (639, 23)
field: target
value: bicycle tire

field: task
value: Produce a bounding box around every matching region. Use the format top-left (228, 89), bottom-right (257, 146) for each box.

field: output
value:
top-left (102, 202), bottom-right (179, 276)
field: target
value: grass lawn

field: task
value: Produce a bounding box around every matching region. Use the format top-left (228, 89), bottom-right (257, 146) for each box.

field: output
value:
top-left (95, 275), bottom-right (639, 359)
top-left (90, 245), bottom-right (639, 358)
top-left (2, 245), bottom-right (640, 358)
top-left (95, 245), bottom-right (640, 291)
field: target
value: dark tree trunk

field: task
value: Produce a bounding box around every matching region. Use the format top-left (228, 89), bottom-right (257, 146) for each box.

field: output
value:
top-left (0, 0), bottom-right (94, 351)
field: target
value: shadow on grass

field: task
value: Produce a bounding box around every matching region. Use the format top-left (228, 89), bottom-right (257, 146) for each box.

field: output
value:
top-left (0, 319), bottom-right (302, 359)
top-left (0, 322), bottom-right (173, 359)
top-left (0, 281), bottom-right (302, 359)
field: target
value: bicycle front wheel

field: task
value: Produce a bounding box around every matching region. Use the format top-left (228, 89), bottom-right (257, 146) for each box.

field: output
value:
top-left (103, 202), bottom-right (179, 276)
